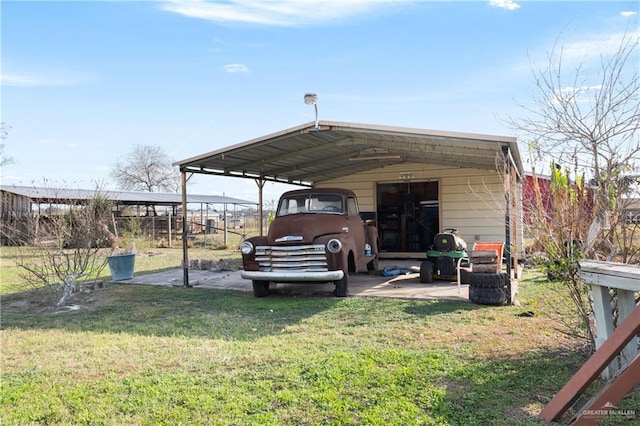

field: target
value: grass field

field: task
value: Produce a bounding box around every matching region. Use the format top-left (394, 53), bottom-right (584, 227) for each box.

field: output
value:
top-left (1, 245), bottom-right (638, 425)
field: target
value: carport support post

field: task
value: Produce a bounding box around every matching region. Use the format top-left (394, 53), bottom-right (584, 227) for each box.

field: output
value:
top-left (502, 148), bottom-right (511, 297)
top-left (180, 168), bottom-right (190, 287)
top-left (255, 178), bottom-right (265, 236)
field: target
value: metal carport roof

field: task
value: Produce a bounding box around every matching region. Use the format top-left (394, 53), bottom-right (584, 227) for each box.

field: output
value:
top-left (0, 185), bottom-right (256, 206)
top-left (174, 120), bottom-right (523, 186)
top-left (172, 120), bottom-right (524, 287)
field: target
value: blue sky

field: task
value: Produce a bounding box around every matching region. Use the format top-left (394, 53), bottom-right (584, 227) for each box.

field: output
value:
top-left (1, 0), bottom-right (638, 203)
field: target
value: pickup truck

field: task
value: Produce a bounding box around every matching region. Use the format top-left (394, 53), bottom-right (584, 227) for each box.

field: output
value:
top-left (240, 188), bottom-right (379, 297)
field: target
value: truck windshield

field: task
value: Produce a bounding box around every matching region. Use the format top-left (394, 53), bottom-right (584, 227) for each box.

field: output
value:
top-left (277, 193), bottom-right (344, 216)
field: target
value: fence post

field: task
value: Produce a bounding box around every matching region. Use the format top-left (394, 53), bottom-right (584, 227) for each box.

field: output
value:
top-left (168, 211), bottom-right (172, 248)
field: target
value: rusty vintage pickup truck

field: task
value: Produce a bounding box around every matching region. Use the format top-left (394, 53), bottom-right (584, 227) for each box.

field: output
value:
top-left (240, 188), bottom-right (379, 297)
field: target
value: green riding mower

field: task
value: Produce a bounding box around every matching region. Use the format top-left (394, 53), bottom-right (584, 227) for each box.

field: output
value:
top-left (420, 229), bottom-right (468, 283)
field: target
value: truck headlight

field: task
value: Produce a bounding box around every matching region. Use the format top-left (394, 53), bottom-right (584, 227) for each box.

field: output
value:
top-left (240, 241), bottom-right (254, 255)
top-left (327, 239), bottom-right (342, 254)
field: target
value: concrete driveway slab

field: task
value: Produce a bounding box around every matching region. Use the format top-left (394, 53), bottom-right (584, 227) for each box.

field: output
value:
top-left (121, 261), bottom-right (470, 301)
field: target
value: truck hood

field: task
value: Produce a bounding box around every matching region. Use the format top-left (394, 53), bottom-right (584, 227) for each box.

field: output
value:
top-left (267, 214), bottom-right (347, 244)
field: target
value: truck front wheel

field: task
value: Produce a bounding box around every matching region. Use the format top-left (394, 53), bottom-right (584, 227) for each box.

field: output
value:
top-left (334, 274), bottom-right (348, 297)
top-left (252, 280), bottom-right (270, 297)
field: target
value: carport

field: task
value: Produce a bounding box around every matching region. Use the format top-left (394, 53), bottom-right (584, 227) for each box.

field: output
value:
top-left (174, 120), bottom-right (524, 287)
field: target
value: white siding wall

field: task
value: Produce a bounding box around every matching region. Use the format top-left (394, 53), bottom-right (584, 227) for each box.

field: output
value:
top-left (316, 163), bottom-right (508, 245)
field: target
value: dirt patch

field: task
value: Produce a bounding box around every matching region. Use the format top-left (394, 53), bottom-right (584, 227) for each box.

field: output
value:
top-left (4, 284), bottom-right (118, 315)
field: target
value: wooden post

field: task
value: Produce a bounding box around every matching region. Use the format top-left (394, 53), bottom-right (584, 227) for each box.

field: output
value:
top-left (617, 289), bottom-right (639, 364)
top-left (571, 352), bottom-right (640, 425)
top-left (591, 285), bottom-right (616, 377)
top-left (580, 260), bottom-right (640, 378)
top-left (510, 159), bottom-right (520, 279)
top-left (539, 305), bottom-right (640, 422)
top-left (539, 260), bottom-right (640, 422)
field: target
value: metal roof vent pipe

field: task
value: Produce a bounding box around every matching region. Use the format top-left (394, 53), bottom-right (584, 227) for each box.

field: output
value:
top-left (304, 93), bottom-right (319, 129)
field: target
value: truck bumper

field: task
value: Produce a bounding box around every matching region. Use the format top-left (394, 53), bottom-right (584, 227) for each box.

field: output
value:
top-left (241, 270), bottom-right (344, 282)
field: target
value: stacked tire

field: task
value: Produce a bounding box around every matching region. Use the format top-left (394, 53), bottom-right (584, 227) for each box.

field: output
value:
top-left (469, 273), bottom-right (507, 305)
top-left (467, 249), bottom-right (507, 305)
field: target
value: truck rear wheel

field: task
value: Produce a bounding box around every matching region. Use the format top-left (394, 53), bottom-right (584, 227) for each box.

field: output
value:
top-left (252, 280), bottom-right (270, 297)
top-left (335, 274), bottom-right (348, 297)
top-left (367, 257), bottom-right (379, 271)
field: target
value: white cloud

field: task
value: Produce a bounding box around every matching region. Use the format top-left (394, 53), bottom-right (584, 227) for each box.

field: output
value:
top-left (161, 0), bottom-right (388, 26)
top-left (620, 11), bottom-right (637, 17)
top-left (1, 72), bottom-right (95, 87)
top-left (559, 84), bottom-right (603, 100)
top-left (488, 0), bottom-right (520, 11)
top-left (559, 30), bottom-right (640, 65)
top-left (1, 74), bottom-right (52, 87)
top-left (223, 63), bottom-right (250, 73)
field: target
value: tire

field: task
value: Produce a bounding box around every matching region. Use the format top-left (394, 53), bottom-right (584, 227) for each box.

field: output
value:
top-left (459, 267), bottom-right (472, 285)
top-left (469, 286), bottom-right (507, 305)
top-left (471, 263), bottom-right (500, 274)
top-left (334, 273), bottom-right (348, 297)
top-left (252, 280), bottom-right (270, 297)
top-left (469, 272), bottom-right (507, 289)
top-left (420, 261), bottom-right (434, 283)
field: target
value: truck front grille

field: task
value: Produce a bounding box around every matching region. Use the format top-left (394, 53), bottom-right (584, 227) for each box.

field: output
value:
top-left (255, 244), bottom-right (328, 272)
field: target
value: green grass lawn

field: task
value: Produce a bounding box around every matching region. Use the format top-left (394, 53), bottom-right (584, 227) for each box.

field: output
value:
top-left (1, 246), bottom-right (638, 425)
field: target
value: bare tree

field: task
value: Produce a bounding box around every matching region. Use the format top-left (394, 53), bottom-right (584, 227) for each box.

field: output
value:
top-left (16, 193), bottom-right (118, 307)
top-left (110, 144), bottom-right (180, 193)
top-left (509, 29), bottom-right (639, 350)
top-left (511, 29), bottom-right (639, 258)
